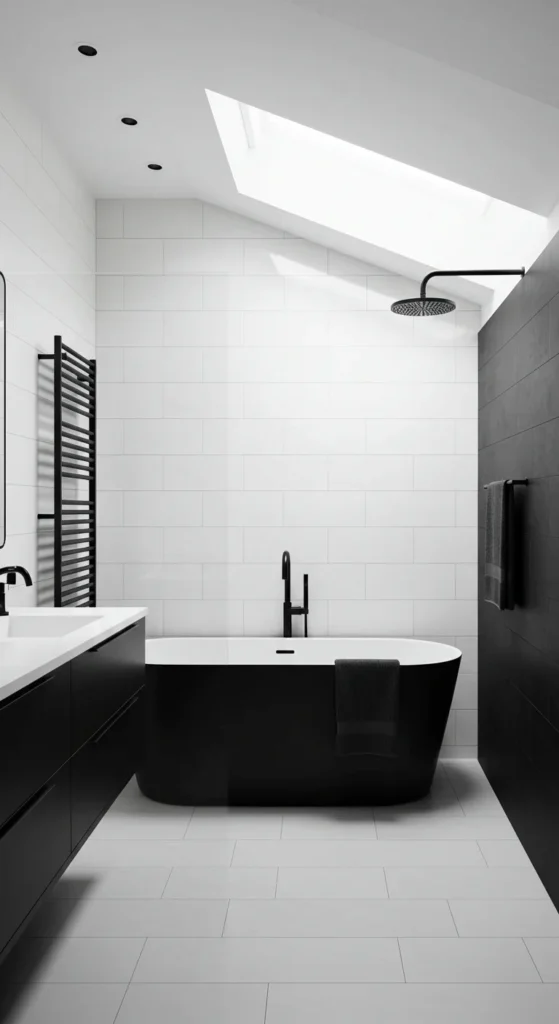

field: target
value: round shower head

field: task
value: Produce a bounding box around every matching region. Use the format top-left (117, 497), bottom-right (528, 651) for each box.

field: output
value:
top-left (391, 296), bottom-right (456, 317)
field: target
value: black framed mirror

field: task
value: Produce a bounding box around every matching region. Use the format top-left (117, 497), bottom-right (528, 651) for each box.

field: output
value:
top-left (0, 272), bottom-right (4, 548)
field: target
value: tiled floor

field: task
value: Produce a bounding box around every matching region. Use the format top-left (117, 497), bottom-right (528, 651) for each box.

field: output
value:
top-left (2, 760), bottom-right (559, 1023)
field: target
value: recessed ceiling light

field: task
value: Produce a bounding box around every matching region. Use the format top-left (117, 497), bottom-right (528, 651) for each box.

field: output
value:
top-left (77, 44), bottom-right (97, 56)
top-left (121, 117), bottom-right (138, 126)
top-left (148, 163), bottom-right (162, 170)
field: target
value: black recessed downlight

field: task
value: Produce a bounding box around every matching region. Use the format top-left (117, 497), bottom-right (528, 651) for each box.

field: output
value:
top-left (148, 163), bottom-right (162, 170)
top-left (121, 117), bottom-right (138, 126)
top-left (78, 44), bottom-right (97, 56)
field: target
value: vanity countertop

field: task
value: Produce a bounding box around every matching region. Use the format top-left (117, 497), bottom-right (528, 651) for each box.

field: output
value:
top-left (0, 607), bottom-right (147, 703)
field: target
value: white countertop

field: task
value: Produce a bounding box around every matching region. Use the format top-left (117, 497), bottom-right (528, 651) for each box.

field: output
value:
top-left (0, 607), bottom-right (147, 703)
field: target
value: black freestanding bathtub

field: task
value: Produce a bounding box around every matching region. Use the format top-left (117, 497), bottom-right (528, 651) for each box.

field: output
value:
top-left (137, 637), bottom-right (461, 806)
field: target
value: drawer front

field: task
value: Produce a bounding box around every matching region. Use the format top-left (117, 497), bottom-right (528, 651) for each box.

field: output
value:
top-left (72, 619), bottom-right (145, 752)
top-left (0, 765), bottom-right (71, 956)
top-left (0, 664), bottom-right (71, 828)
top-left (71, 690), bottom-right (142, 849)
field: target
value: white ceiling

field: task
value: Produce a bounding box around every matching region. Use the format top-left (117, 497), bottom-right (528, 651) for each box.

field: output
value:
top-left (1, 0), bottom-right (558, 304)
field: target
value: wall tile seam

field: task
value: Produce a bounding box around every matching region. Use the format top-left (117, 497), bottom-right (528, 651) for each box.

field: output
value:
top-left (479, 349), bottom-right (559, 413)
top-left (0, 123), bottom-right (96, 242)
top-left (479, 290), bottom-right (559, 371)
top-left (3, 273), bottom-right (95, 340)
top-left (0, 200), bottom-right (95, 278)
top-left (478, 410), bottom-right (559, 450)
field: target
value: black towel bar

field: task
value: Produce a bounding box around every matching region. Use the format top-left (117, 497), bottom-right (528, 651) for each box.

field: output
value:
top-left (483, 479), bottom-right (528, 489)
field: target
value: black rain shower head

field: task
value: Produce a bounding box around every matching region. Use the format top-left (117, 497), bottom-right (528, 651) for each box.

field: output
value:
top-left (391, 267), bottom-right (526, 317)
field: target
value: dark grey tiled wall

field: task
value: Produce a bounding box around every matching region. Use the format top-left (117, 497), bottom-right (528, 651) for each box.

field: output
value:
top-left (479, 242), bottom-right (559, 905)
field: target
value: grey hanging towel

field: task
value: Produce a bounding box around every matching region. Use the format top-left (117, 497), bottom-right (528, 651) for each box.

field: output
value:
top-left (334, 659), bottom-right (400, 758)
top-left (484, 480), bottom-right (515, 610)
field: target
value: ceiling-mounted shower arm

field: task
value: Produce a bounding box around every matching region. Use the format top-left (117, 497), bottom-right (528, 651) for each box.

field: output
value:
top-left (419, 267), bottom-right (525, 300)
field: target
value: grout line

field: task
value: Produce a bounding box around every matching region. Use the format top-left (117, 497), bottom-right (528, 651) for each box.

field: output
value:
top-left (522, 937), bottom-right (545, 982)
top-left (221, 899), bottom-right (231, 936)
top-left (477, 841), bottom-right (489, 867)
top-left (383, 866), bottom-right (389, 898)
top-left (446, 900), bottom-right (460, 937)
top-left (264, 982), bottom-right (270, 1023)
top-left (230, 841), bottom-right (237, 867)
top-left (118, 935), bottom-right (148, 1017)
top-left (274, 868), bottom-right (279, 899)
top-left (396, 937), bottom-right (406, 982)
top-left (160, 867), bottom-right (174, 898)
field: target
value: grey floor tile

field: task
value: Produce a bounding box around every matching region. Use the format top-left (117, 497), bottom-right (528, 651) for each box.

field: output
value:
top-left (224, 898), bottom-right (456, 937)
top-left (186, 808), bottom-right (282, 839)
top-left (375, 816), bottom-right (516, 840)
top-left (266, 983), bottom-right (559, 1024)
top-left (276, 867), bottom-right (387, 899)
top-left (132, 936), bottom-right (404, 982)
top-left (163, 867), bottom-right (277, 899)
top-left (524, 938), bottom-right (559, 981)
top-left (0, 984), bottom-right (126, 1024)
top-left (28, 898), bottom-right (228, 938)
top-left (53, 866), bottom-right (171, 899)
top-left (386, 866), bottom-right (547, 899)
top-left (73, 839), bottom-right (235, 867)
top-left (478, 840), bottom-right (533, 867)
top-left (0, 936), bottom-right (144, 984)
top-left (115, 983), bottom-right (267, 1024)
top-left (400, 937), bottom-right (541, 982)
top-left (233, 839), bottom-right (484, 867)
top-left (451, 899), bottom-right (559, 937)
top-left (281, 808), bottom-right (377, 839)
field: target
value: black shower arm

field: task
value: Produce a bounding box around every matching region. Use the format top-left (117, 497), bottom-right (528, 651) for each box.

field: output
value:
top-left (419, 267), bottom-right (525, 300)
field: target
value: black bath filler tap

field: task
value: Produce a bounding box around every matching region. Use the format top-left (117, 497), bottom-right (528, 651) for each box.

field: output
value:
top-left (281, 551), bottom-right (308, 638)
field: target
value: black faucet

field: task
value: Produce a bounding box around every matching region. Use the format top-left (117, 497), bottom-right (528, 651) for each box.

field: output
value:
top-left (282, 551), bottom-right (309, 638)
top-left (0, 566), bottom-right (33, 616)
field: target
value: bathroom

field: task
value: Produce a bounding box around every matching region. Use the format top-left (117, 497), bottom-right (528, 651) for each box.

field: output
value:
top-left (1, 0), bottom-right (559, 1021)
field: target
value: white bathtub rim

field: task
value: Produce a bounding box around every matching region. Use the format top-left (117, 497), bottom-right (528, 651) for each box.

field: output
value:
top-left (146, 636), bottom-right (462, 667)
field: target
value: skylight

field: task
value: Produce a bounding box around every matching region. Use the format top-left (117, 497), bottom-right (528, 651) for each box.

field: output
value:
top-left (206, 90), bottom-right (546, 288)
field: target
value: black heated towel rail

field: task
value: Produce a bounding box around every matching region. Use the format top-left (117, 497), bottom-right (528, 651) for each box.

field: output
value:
top-left (38, 335), bottom-right (96, 606)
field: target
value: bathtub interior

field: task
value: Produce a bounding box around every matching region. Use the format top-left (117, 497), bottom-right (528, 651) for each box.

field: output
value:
top-left (146, 636), bottom-right (462, 667)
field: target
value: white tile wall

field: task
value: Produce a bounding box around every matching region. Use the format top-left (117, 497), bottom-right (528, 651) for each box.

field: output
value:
top-left (96, 200), bottom-right (480, 752)
top-left (1, 80), bottom-right (95, 604)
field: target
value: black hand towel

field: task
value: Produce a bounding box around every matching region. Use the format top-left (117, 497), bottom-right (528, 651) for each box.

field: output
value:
top-left (484, 480), bottom-right (515, 610)
top-left (335, 659), bottom-right (400, 759)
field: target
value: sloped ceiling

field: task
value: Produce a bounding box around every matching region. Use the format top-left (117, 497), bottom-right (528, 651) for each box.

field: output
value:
top-left (0, 0), bottom-right (558, 310)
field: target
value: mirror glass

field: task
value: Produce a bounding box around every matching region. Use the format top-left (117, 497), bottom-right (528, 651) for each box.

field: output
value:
top-left (0, 272), bottom-right (4, 547)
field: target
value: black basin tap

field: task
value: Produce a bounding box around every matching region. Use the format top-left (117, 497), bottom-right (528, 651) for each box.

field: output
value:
top-left (0, 565), bottom-right (33, 616)
top-left (282, 551), bottom-right (309, 638)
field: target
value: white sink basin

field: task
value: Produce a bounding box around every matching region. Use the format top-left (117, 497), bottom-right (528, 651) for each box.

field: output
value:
top-left (0, 615), bottom-right (102, 640)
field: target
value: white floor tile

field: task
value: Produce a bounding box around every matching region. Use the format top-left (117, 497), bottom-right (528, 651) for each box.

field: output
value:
top-left (28, 898), bottom-right (228, 938)
top-left (277, 867), bottom-right (387, 899)
top-left (375, 816), bottom-right (515, 840)
top-left (92, 815), bottom-right (190, 840)
top-left (386, 867), bottom-right (548, 900)
top-left (224, 898), bottom-right (456, 937)
top-left (132, 936), bottom-right (404, 982)
top-left (478, 840), bottom-right (533, 867)
top-left (233, 840), bottom-right (484, 867)
top-left (0, 936), bottom-right (144, 984)
top-left (186, 808), bottom-right (282, 839)
top-left (73, 840), bottom-right (235, 867)
top-left (450, 899), bottom-right (559, 937)
top-left (163, 867), bottom-right (277, 899)
top-left (444, 763), bottom-right (506, 817)
top-left (524, 938), bottom-right (559, 981)
top-left (400, 937), bottom-right (541, 982)
top-left (115, 984), bottom-right (267, 1024)
top-left (266, 983), bottom-right (559, 1024)
top-left (53, 867), bottom-right (171, 900)
top-left (0, 984), bottom-right (126, 1024)
top-left (281, 808), bottom-right (377, 839)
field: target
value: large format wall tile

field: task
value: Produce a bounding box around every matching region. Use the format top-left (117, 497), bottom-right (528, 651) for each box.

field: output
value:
top-left (95, 199), bottom-right (479, 751)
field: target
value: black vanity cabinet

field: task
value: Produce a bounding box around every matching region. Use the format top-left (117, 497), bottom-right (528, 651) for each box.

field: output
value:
top-left (0, 617), bottom-right (145, 961)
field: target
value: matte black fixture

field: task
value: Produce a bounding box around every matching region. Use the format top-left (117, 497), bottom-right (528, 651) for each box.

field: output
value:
top-left (483, 478), bottom-right (528, 489)
top-left (282, 550), bottom-right (309, 638)
top-left (77, 44), bottom-right (97, 56)
top-left (391, 267), bottom-right (526, 317)
top-left (0, 565), bottom-right (33, 616)
top-left (38, 336), bottom-right (97, 607)
top-left (148, 163), bottom-right (162, 170)
top-left (121, 117), bottom-right (138, 126)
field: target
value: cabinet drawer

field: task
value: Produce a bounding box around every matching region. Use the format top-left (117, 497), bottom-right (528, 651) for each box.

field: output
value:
top-left (0, 664), bottom-right (71, 828)
top-left (0, 765), bottom-right (71, 956)
top-left (71, 690), bottom-right (142, 849)
top-left (72, 619), bottom-right (145, 752)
